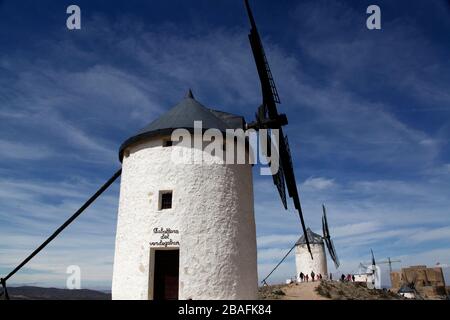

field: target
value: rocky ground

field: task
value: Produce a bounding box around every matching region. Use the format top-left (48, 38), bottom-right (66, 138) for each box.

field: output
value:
top-left (259, 281), bottom-right (404, 300)
top-left (315, 281), bottom-right (403, 300)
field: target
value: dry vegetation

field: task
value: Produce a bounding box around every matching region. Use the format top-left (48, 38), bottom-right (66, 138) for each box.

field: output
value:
top-left (258, 284), bottom-right (288, 300)
top-left (259, 281), bottom-right (405, 300)
top-left (315, 281), bottom-right (403, 300)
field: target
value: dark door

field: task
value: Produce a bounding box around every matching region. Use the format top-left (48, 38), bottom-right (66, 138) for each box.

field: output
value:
top-left (153, 249), bottom-right (179, 300)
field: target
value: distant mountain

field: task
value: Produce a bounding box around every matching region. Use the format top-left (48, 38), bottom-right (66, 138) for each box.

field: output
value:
top-left (4, 286), bottom-right (111, 300)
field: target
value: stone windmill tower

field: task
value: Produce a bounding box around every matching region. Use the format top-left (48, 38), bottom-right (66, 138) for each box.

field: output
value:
top-left (295, 228), bottom-right (328, 280)
top-left (295, 205), bottom-right (340, 281)
top-left (111, 91), bottom-right (258, 300)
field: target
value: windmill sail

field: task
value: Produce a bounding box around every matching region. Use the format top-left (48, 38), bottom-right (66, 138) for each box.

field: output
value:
top-left (272, 164), bottom-right (287, 209)
top-left (322, 204), bottom-right (340, 268)
top-left (260, 127), bottom-right (287, 208)
top-left (244, 0), bottom-right (312, 257)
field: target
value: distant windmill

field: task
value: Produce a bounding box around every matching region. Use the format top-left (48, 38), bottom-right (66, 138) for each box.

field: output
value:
top-left (262, 204), bottom-right (339, 284)
top-left (294, 205), bottom-right (340, 281)
top-left (363, 256), bottom-right (401, 273)
top-left (366, 249), bottom-right (381, 289)
top-left (377, 257), bottom-right (402, 273)
top-left (355, 250), bottom-right (382, 288)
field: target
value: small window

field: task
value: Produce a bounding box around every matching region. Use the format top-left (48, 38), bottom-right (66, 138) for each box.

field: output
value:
top-left (159, 191), bottom-right (173, 210)
top-left (163, 140), bottom-right (173, 147)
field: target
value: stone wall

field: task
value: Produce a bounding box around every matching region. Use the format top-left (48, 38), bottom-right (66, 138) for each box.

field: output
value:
top-left (390, 265), bottom-right (446, 298)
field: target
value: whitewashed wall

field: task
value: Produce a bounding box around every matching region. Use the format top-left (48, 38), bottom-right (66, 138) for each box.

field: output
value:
top-left (112, 136), bottom-right (257, 299)
top-left (295, 243), bottom-right (328, 281)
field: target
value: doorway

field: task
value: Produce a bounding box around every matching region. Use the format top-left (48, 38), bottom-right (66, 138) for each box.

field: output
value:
top-left (153, 249), bottom-right (179, 300)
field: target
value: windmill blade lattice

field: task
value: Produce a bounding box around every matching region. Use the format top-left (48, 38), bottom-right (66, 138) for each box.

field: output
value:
top-left (322, 204), bottom-right (340, 269)
top-left (244, 0), bottom-right (312, 258)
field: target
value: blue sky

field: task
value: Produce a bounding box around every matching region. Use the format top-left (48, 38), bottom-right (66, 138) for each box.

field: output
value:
top-left (0, 0), bottom-right (449, 289)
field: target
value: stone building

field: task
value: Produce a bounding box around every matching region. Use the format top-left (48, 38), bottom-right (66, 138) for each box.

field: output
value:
top-left (390, 265), bottom-right (446, 298)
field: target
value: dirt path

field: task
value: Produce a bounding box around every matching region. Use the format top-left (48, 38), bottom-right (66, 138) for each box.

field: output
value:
top-left (281, 281), bottom-right (330, 300)
top-left (260, 281), bottom-right (410, 300)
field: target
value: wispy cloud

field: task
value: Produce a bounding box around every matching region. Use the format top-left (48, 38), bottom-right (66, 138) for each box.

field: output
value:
top-left (257, 234), bottom-right (298, 249)
top-left (404, 226), bottom-right (450, 244)
top-left (333, 221), bottom-right (382, 238)
top-left (301, 177), bottom-right (335, 190)
top-left (0, 139), bottom-right (54, 160)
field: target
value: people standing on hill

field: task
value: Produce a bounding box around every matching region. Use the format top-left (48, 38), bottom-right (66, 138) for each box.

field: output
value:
top-left (319, 274), bottom-right (323, 280)
top-left (330, 273), bottom-right (333, 281)
top-left (305, 274), bottom-right (309, 282)
top-left (311, 271), bottom-right (315, 282)
top-left (300, 272), bottom-right (304, 282)
top-left (341, 274), bottom-right (345, 282)
top-left (352, 275), bottom-right (355, 282)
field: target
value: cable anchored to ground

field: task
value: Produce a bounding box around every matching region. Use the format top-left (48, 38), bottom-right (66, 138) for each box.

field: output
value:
top-left (261, 241), bottom-right (298, 285)
top-left (0, 168), bottom-right (122, 300)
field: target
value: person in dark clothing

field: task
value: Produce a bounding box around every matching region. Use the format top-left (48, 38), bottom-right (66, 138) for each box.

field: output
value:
top-left (352, 275), bottom-right (355, 282)
top-left (330, 273), bottom-right (333, 281)
top-left (311, 271), bottom-right (315, 282)
top-left (341, 274), bottom-right (345, 282)
top-left (305, 274), bottom-right (309, 282)
top-left (300, 272), bottom-right (304, 282)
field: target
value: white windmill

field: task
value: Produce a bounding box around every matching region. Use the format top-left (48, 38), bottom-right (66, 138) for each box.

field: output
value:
top-left (295, 205), bottom-right (340, 281)
top-left (112, 0), bottom-right (313, 299)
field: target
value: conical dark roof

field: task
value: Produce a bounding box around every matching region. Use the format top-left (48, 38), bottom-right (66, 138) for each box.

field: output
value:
top-left (398, 285), bottom-right (415, 294)
top-left (119, 90), bottom-right (245, 160)
top-left (296, 228), bottom-right (324, 245)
